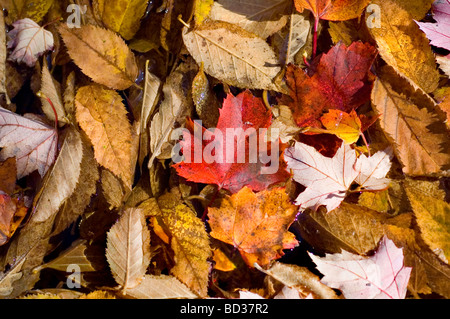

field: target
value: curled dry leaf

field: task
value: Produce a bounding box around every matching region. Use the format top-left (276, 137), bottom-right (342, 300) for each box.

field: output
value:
top-left (0, 106), bottom-right (58, 179)
top-left (40, 60), bottom-right (66, 125)
top-left (7, 18), bottom-right (54, 67)
top-left (106, 208), bottom-right (150, 291)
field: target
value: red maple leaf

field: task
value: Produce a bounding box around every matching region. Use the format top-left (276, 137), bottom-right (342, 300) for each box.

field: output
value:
top-left (173, 91), bottom-right (290, 193)
top-left (282, 42), bottom-right (377, 128)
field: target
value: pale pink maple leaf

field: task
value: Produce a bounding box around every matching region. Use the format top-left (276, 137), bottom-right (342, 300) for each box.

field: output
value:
top-left (0, 107), bottom-right (58, 179)
top-left (284, 142), bottom-right (392, 212)
top-left (7, 18), bottom-right (54, 67)
top-left (309, 236), bottom-right (412, 299)
top-left (416, 0), bottom-right (450, 51)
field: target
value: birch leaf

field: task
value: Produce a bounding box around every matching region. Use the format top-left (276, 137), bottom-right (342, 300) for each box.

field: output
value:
top-left (125, 275), bottom-right (197, 299)
top-left (30, 128), bottom-right (83, 223)
top-left (368, 0), bottom-right (440, 93)
top-left (75, 84), bottom-right (134, 189)
top-left (7, 18), bottom-right (54, 67)
top-left (40, 60), bottom-right (66, 125)
top-left (182, 20), bottom-right (282, 92)
top-left (58, 24), bottom-right (138, 90)
top-left (93, 0), bottom-right (149, 40)
top-left (209, 0), bottom-right (291, 39)
top-left (106, 208), bottom-right (151, 290)
top-left (0, 107), bottom-right (58, 179)
top-left (371, 77), bottom-right (450, 175)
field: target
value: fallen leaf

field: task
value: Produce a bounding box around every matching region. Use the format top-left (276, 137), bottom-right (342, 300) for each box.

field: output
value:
top-left (368, 0), bottom-right (440, 93)
top-left (434, 87), bottom-right (450, 126)
top-left (39, 60), bottom-right (66, 126)
top-left (208, 187), bottom-right (298, 267)
top-left (294, 0), bottom-right (371, 21)
top-left (0, 192), bottom-right (27, 246)
top-left (174, 90), bottom-right (290, 193)
top-left (75, 84), bottom-right (134, 189)
top-left (282, 42), bottom-right (377, 128)
top-left (209, 0), bottom-right (291, 39)
top-left (296, 202), bottom-right (387, 255)
top-left (0, 0), bottom-right (54, 23)
top-left (416, 0), bottom-right (450, 51)
top-left (93, 0), bottom-right (149, 40)
top-left (30, 128), bottom-right (83, 223)
top-left (285, 141), bottom-right (391, 212)
top-left (371, 76), bottom-right (450, 175)
top-left (405, 180), bottom-right (450, 263)
top-left (255, 262), bottom-right (338, 299)
top-left (125, 275), bottom-right (197, 299)
top-left (437, 54), bottom-right (450, 77)
top-left (7, 18), bottom-right (54, 67)
top-left (0, 157), bottom-right (17, 195)
top-left (0, 106), bottom-right (58, 179)
top-left (106, 208), bottom-right (151, 291)
top-left (182, 20), bottom-right (283, 92)
top-left (212, 248), bottom-right (236, 272)
top-left (58, 24), bottom-right (139, 90)
top-left (192, 63), bottom-right (220, 128)
top-left (194, 0), bottom-right (214, 25)
top-left (310, 236), bottom-right (412, 299)
top-left (318, 109), bottom-right (363, 144)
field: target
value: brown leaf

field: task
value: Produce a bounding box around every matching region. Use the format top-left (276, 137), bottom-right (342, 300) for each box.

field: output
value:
top-left (58, 24), bottom-right (138, 90)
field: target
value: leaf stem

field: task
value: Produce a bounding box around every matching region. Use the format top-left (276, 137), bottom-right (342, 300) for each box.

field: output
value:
top-left (312, 17), bottom-right (319, 59)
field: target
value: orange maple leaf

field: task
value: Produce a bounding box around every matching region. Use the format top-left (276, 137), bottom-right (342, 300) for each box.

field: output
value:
top-left (208, 187), bottom-right (298, 267)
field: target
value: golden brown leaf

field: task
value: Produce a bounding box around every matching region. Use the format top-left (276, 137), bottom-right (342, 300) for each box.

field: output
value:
top-left (368, 0), bottom-right (440, 93)
top-left (371, 77), bottom-right (450, 175)
top-left (58, 24), bottom-right (138, 90)
top-left (209, 187), bottom-right (298, 267)
top-left (75, 84), bottom-right (134, 189)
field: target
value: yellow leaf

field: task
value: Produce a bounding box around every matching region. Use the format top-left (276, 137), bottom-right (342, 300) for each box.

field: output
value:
top-left (212, 248), bottom-right (236, 272)
top-left (405, 180), bottom-right (450, 263)
top-left (75, 84), bottom-right (134, 188)
top-left (194, 0), bottom-right (214, 25)
top-left (1, 0), bottom-right (54, 23)
top-left (58, 24), bottom-right (138, 90)
top-left (320, 109), bottom-right (362, 144)
top-left (368, 0), bottom-right (440, 93)
top-left (93, 0), bottom-right (149, 40)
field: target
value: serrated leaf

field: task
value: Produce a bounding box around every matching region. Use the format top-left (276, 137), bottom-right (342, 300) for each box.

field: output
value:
top-left (150, 188), bottom-right (211, 297)
top-left (30, 128), bottom-right (83, 223)
top-left (125, 275), bottom-right (198, 299)
top-left (58, 24), bottom-right (138, 90)
top-left (182, 20), bottom-right (282, 92)
top-left (106, 208), bottom-right (150, 290)
top-left (40, 60), bottom-right (66, 125)
top-left (371, 77), bottom-right (450, 175)
top-left (75, 84), bottom-right (134, 189)
top-left (0, 107), bottom-right (58, 179)
top-left (209, 0), bottom-right (291, 39)
top-left (368, 0), bottom-right (440, 93)
top-left (93, 0), bottom-right (149, 40)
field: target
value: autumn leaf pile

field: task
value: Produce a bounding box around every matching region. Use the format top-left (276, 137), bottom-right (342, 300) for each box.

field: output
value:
top-left (0, 0), bottom-right (449, 300)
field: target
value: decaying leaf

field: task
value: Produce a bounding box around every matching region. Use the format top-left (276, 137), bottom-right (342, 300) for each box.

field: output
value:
top-left (39, 60), bottom-right (66, 126)
top-left (208, 187), bottom-right (298, 267)
top-left (0, 0), bottom-right (54, 23)
top-left (106, 208), bottom-right (150, 291)
top-left (125, 275), bottom-right (197, 299)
